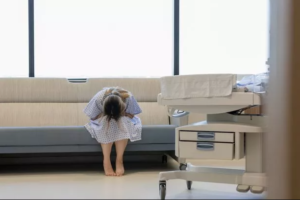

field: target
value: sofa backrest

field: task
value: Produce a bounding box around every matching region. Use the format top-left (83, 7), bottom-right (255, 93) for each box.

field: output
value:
top-left (0, 78), bottom-right (169, 127)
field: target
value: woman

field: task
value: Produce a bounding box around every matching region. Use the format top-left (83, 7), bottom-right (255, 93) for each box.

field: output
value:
top-left (84, 87), bottom-right (142, 176)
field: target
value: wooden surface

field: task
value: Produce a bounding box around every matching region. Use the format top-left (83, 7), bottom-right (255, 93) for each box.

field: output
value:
top-left (266, 0), bottom-right (300, 199)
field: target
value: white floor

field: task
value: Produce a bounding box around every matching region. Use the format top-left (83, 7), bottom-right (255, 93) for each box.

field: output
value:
top-left (0, 158), bottom-right (266, 199)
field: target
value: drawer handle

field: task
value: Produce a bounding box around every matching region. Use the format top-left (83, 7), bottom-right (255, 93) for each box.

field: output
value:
top-left (197, 132), bottom-right (215, 140)
top-left (197, 142), bottom-right (214, 151)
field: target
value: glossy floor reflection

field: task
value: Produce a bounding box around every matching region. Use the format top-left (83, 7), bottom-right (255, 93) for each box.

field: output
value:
top-left (0, 158), bottom-right (265, 199)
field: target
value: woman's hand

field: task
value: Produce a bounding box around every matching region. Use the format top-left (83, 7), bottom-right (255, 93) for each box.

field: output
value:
top-left (96, 114), bottom-right (103, 119)
top-left (125, 113), bottom-right (134, 119)
top-left (92, 114), bottom-right (102, 120)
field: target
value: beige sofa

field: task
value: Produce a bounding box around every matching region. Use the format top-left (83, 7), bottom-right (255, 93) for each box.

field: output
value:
top-left (0, 78), bottom-right (176, 164)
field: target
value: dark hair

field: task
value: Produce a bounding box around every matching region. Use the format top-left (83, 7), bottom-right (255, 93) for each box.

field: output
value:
top-left (102, 88), bottom-right (128, 122)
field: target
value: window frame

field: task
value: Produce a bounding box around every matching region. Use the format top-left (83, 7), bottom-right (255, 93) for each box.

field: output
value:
top-left (27, 0), bottom-right (179, 79)
top-left (26, 0), bottom-right (269, 78)
top-left (178, 0), bottom-right (270, 75)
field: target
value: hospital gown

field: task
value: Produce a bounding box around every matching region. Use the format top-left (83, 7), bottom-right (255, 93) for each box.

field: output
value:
top-left (83, 88), bottom-right (142, 144)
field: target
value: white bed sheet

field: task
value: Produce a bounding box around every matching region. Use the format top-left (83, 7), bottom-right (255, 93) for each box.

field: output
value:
top-left (157, 92), bottom-right (262, 114)
top-left (158, 92), bottom-right (261, 106)
top-left (160, 74), bottom-right (237, 100)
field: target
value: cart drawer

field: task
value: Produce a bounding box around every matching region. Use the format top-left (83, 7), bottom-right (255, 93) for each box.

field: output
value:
top-left (180, 131), bottom-right (234, 142)
top-left (179, 141), bottom-right (234, 160)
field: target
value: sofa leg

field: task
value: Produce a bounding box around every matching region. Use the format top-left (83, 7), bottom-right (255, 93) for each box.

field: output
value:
top-left (162, 155), bottom-right (168, 164)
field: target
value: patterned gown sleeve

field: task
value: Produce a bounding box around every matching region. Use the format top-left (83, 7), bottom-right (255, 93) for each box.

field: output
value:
top-left (125, 95), bottom-right (142, 115)
top-left (83, 90), bottom-right (105, 120)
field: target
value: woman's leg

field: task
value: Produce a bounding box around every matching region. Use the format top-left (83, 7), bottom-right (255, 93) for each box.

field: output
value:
top-left (114, 139), bottom-right (128, 176)
top-left (101, 142), bottom-right (115, 176)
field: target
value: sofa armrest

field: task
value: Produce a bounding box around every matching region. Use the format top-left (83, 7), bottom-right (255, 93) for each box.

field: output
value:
top-left (168, 109), bottom-right (190, 126)
top-left (172, 110), bottom-right (189, 118)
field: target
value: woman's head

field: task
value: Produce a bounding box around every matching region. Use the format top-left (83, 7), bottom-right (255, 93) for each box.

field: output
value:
top-left (102, 87), bottom-right (129, 122)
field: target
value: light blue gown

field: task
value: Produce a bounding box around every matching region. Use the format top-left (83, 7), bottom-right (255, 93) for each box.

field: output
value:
top-left (83, 88), bottom-right (142, 144)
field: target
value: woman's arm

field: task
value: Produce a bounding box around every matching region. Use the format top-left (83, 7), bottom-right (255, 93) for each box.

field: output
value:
top-left (92, 113), bottom-right (103, 120)
top-left (83, 90), bottom-right (105, 120)
top-left (125, 95), bottom-right (142, 115)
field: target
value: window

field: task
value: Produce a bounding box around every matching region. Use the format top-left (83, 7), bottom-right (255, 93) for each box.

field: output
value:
top-left (180, 0), bottom-right (269, 75)
top-left (34, 0), bottom-right (173, 78)
top-left (0, 0), bottom-right (28, 77)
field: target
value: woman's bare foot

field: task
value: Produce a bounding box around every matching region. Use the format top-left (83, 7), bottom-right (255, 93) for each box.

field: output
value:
top-left (115, 159), bottom-right (125, 176)
top-left (103, 160), bottom-right (115, 176)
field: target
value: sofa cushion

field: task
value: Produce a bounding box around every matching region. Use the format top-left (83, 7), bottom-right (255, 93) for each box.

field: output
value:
top-left (0, 78), bottom-right (161, 103)
top-left (0, 125), bottom-right (175, 146)
top-left (0, 102), bottom-right (169, 127)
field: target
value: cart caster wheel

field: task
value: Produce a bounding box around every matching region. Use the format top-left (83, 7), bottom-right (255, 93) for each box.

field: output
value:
top-left (159, 181), bottom-right (166, 200)
top-left (187, 181), bottom-right (192, 190)
top-left (179, 163), bottom-right (187, 170)
top-left (162, 155), bottom-right (168, 164)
